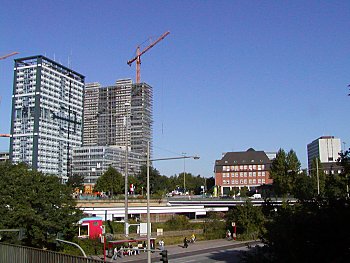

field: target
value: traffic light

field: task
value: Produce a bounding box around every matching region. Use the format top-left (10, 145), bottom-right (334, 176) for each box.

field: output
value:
top-left (159, 250), bottom-right (168, 263)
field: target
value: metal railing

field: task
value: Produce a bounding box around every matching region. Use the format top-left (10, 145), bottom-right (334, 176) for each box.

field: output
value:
top-left (0, 242), bottom-right (104, 263)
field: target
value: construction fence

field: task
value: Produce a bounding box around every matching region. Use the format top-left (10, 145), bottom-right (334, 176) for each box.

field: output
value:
top-left (0, 242), bottom-right (104, 263)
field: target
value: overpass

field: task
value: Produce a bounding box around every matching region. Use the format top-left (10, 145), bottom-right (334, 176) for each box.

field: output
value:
top-left (76, 197), bottom-right (297, 221)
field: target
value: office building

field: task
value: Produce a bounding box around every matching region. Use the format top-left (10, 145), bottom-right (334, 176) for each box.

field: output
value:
top-left (72, 145), bottom-right (143, 184)
top-left (307, 136), bottom-right (342, 174)
top-left (214, 148), bottom-right (273, 195)
top-left (9, 55), bottom-right (85, 180)
top-left (0, 152), bottom-right (9, 163)
top-left (83, 79), bottom-right (152, 158)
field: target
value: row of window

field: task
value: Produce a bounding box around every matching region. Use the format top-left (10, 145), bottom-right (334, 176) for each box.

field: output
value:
top-left (222, 178), bottom-right (266, 185)
top-left (222, 164), bottom-right (266, 172)
top-left (222, 171), bottom-right (267, 177)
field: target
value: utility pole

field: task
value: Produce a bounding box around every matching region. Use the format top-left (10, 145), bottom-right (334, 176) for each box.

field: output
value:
top-left (316, 157), bottom-right (320, 195)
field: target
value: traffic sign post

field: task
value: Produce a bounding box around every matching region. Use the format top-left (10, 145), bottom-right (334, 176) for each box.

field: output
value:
top-left (232, 222), bottom-right (237, 240)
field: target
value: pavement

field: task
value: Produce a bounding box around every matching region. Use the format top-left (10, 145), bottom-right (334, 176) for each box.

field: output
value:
top-left (100, 239), bottom-right (258, 262)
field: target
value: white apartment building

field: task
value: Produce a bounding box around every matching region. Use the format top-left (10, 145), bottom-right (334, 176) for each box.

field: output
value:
top-left (10, 55), bottom-right (85, 180)
top-left (307, 136), bottom-right (342, 174)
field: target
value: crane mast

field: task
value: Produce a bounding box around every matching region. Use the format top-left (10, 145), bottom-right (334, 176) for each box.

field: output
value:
top-left (127, 31), bottom-right (170, 83)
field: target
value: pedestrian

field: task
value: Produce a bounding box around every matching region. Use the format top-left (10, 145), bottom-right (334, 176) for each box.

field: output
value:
top-left (226, 229), bottom-right (232, 240)
top-left (191, 233), bottom-right (196, 243)
top-left (159, 239), bottom-right (165, 250)
top-left (183, 237), bottom-right (188, 248)
top-left (112, 247), bottom-right (118, 260)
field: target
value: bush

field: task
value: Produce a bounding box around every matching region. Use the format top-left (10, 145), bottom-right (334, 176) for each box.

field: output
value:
top-left (164, 215), bottom-right (190, 231)
top-left (203, 212), bottom-right (226, 239)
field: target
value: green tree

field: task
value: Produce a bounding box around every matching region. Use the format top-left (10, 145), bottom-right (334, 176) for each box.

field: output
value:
top-left (66, 174), bottom-right (84, 192)
top-left (94, 166), bottom-right (123, 196)
top-left (293, 171), bottom-right (315, 200)
top-left (203, 212), bottom-right (226, 239)
top-left (327, 149), bottom-right (350, 198)
top-left (270, 149), bottom-right (301, 197)
top-left (0, 162), bottom-right (82, 249)
top-left (260, 199), bottom-right (350, 263)
top-left (136, 165), bottom-right (167, 194)
top-left (226, 201), bottom-right (265, 240)
top-left (206, 177), bottom-right (215, 194)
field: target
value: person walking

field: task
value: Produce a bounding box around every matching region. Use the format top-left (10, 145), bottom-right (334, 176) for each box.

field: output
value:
top-left (191, 233), bottom-right (196, 243)
top-left (159, 239), bottom-right (165, 250)
top-left (183, 237), bottom-right (188, 248)
top-left (112, 247), bottom-right (118, 260)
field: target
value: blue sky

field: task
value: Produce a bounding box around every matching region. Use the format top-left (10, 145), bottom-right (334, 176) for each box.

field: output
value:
top-left (1, 0), bottom-right (349, 177)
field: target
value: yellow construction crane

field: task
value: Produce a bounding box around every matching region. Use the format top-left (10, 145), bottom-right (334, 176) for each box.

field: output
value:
top-left (127, 31), bottom-right (170, 83)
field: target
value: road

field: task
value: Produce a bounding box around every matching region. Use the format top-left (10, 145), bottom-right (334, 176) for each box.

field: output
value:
top-left (105, 239), bottom-right (260, 263)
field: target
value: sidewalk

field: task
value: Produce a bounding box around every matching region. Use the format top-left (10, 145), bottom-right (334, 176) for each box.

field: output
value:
top-left (105, 239), bottom-right (255, 262)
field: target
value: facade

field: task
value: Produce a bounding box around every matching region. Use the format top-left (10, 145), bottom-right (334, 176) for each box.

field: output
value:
top-left (0, 152), bottom-right (9, 163)
top-left (83, 79), bottom-right (152, 158)
top-left (72, 145), bottom-right (144, 184)
top-left (307, 136), bottom-right (342, 174)
top-left (9, 55), bottom-right (85, 180)
top-left (214, 148), bottom-right (273, 195)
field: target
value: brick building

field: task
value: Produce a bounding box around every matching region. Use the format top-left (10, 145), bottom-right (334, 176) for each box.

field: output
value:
top-left (214, 148), bottom-right (273, 196)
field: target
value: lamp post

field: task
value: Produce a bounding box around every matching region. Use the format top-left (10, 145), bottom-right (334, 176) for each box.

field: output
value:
top-left (146, 144), bottom-right (199, 263)
top-left (182, 152), bottom-right (186, 194)
top-left (124, 102), bottom-right (130, 237)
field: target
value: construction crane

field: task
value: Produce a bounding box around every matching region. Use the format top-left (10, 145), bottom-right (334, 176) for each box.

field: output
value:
top-left (0, 52), bottom-right (19, 138)
top-left (127, 31), bottom-right (170, 83)
top-left (0, 52), bottom-right (19, 104)
top-left (0, 52), bottom-right (19, 60)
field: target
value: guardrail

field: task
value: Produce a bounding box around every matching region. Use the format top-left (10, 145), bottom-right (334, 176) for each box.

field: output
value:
top-left (0, 242), bottom-right (104, 263)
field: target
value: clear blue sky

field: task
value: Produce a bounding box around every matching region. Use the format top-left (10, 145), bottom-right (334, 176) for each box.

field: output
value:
top-left (1, 0), bottom-right (349, 178)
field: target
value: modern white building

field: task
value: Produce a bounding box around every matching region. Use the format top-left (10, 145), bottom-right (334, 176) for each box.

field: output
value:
top-left (307, 136), bottom-right (342, 174)
top-left (9, 55), bottom-right (85, 180)
top-left (72, 145), bottom-right (144, 184)
top-left (0, 152), bottom-right (9, 163)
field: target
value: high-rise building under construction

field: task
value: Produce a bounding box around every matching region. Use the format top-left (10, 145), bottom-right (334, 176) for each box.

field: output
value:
top-left (83, 79), bottom-right (152, 158)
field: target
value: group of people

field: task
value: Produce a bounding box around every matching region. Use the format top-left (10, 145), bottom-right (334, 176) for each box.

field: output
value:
top-left (112, 241), bottom-right (146, 260)
top-left (183, 233), bottom-right (196, 248)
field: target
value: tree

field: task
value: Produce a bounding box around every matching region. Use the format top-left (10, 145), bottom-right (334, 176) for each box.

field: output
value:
top-left (226, 201), bottom-right (265, 240)
top-left (270, 149), bottom-right (301, 197)
top-left (293, 171), bottom-right (315, 200)
top-left (260, 199), bottom-right (350, 262)
top-left (66, 174), bottom-right (84, 192)
top-left (0, 162), bottom-right (82, 249)
top-left (94, 166), bottom-right (123, 196)
top-left (135, 165), bottom-right (168, 194)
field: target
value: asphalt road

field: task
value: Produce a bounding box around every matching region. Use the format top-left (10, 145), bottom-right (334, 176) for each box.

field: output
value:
top-left (106, 239), bottom-right (260, 263)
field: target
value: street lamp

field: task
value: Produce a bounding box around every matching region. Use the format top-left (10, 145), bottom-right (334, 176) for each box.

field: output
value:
top-left (182, 152), bottom-right (186, 193)
top-left (124, 102), bottom-right (130, 237)
top-left (146, 143), bottom-right (199, 263)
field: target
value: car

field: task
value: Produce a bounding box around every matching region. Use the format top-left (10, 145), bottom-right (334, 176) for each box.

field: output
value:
top-left (250, 193), bottom-right (262, 199)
